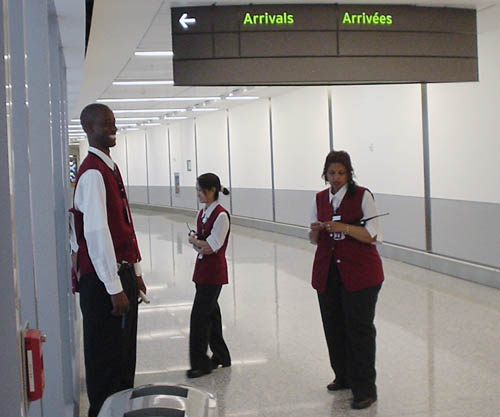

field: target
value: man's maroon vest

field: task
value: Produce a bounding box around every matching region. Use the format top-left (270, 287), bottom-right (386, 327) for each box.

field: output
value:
top-left (72, 152), bottom-right (141, 276)
top-left (192, 204), bottom-right (230, 285)
top-left (311, 186), bottom-right (384, 293)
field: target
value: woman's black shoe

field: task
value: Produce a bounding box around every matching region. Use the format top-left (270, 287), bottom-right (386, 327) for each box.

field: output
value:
top-left (327, 380), bottom-right (350, 391)
top-left (351, 396), bottom-right (377, 409)
top-left (186, 368), bottom-right (212, 378)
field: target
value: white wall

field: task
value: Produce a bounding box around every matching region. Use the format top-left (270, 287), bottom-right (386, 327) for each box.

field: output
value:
top-left (428, 7), bottom-right (500, 204)
top-left (126, 130), bottom-right (147, 186)
top-left (195, 111), bottom-right (229, 186)
top-left (271, 86), bottom-right (330, 191)
top-left (120, 11), bottom-right (500, 268)
top-left (126, 130), bottom-right (148, 203)
top-left (229, 99), bottom-right (272, 189)
top-left (112, 132), bottom-right (129, 186)
top-left (331, 84), bottom-right (424, 197)
top-left (146, 125), bottom-right (170, 187)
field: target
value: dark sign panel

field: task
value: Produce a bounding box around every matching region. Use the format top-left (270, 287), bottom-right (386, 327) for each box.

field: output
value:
top-left (171, 5), bottom-right (477, 85)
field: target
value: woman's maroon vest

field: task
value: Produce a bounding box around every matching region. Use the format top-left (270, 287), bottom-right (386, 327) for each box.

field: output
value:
top-left (72, 152), bottom-right (141, 276)
top-left (311, 186), bottom-right (384, 293)
top-left (192, 204), bottom-right (230, 285)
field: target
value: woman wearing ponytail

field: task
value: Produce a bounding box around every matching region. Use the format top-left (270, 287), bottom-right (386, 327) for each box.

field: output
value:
top-left (186, 173), bottom-right (232, 378)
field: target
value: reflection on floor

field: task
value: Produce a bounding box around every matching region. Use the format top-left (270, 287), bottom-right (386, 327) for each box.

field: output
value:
top-left (81, 209), bottom-right (500, 417)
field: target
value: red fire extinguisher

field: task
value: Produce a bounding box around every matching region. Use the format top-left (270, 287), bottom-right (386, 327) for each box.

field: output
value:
top-left (24, 329), bottom-right (46, 401)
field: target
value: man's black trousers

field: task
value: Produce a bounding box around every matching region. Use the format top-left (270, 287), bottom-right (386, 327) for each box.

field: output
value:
top-left (79, 266), bottom-right (138, 417)
top-left (189, 283), bottom-right (231, 371)
top-left (317, 260), bottom-right (381, 399)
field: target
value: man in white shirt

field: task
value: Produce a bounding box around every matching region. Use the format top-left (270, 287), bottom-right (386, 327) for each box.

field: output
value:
top-left (72, 103), bottom-right (146, 417)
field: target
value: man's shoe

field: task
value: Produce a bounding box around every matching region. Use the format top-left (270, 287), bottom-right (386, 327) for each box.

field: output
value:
top-left (326, 380), bottom-right (350, 391)
top-left (186, 368), bottom-right (211, 379)
top-left (351, 396), bottom-right (377, 409)
top-left (210, 358), bottom-right (231, 370)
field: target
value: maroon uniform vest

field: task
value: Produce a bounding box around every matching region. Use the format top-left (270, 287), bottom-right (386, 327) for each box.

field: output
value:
top-left (72, 152), bottom-right (141, 276)
top-left (192, 204), bottom-right (230, 285)
top-left (311, 186), bottom-right (384, 293)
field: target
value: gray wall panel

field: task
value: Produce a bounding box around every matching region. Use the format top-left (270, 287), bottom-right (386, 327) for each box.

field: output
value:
top-left (149, 186), bottom-right (171, 206)
top-left (231, 188), bottom-right (273, 221)
top-left (275, 189), bottom-right (316, 227)
top-left (432, 198), bottom-right (500, 268)
top-left (374, 193), bottom-right (426, 250)
top-left (172, 186), bottom-right (198, 210)
top-left (128, 186), bottom-right (148, 204)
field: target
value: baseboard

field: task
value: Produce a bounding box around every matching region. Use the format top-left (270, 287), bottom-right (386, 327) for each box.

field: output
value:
top-left (130, 203), bottom-right (500, 290)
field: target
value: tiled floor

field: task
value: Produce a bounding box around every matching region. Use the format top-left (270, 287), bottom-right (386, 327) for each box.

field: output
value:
top-left (81, 209), bottom-right (500, 417)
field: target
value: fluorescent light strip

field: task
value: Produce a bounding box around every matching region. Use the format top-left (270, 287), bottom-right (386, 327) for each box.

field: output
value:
top-left (165, 116), bottom-right (187, 120)
top-left (113, 80), bottom-right (174, 86)
top-left (112, 109), bottom-right (186, 114)
top-left (135, 51), bottom-right (173, 57)
top-left (144, 123), bottom-right (161, 126)
top-left (98, 97), bottom-right (221, 103)
top-left (226, 96), bottom-right (259, 100)
top-left (192, 108), bottom-right (219, 112)
top-left (126, 128), bottom-right (139, 131)
top-left (115, 117), bottom-right (160, 121)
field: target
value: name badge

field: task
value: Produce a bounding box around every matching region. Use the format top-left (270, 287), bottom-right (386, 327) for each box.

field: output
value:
top-left (331, 215), bottom-right (344, 241)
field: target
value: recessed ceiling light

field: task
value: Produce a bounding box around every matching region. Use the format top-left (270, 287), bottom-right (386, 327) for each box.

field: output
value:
top-left (98, 97), bottom-right (221, 103)
top-left (113, 80), bottom-right (174, 86)
top-left (134, 51), bottom-right (174, 57)
top-left (165, 116), bottom-right (188, 120)
top-left (112, 109), bottom-right (186, 113)
top-left (225, 96), bottom-right (259, 100)
top-left (192, 108), bottom-right (219, 112)
top-left (144, 123), bottom-right (161, 126)
top-left (115, 117), bottom-right (161, 121)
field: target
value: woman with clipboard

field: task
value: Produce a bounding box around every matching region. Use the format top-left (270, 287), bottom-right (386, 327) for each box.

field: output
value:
top-left (186, 173), bottom-right (232, 378)
top-left (309, 151), bottom-right (385, 410)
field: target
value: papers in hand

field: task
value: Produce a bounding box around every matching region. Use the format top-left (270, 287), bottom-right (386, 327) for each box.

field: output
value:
top-left (139, 290), bottom-right (150, 304)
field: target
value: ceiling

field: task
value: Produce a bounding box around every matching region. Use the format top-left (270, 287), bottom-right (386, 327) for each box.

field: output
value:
top-left (70, 0), bottom-right (499, 140)
top-left (52, 0), bottom-right (85, 116)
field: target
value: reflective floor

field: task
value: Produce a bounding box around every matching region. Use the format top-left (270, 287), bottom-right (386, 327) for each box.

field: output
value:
top-left (81, 209), bottom-right (500, 417)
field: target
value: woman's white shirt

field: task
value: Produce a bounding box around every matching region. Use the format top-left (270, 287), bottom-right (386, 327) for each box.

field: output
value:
top-left (309, 184), bottom-right (383, 243)
top-left (199, 200), bottom-right (230, 252)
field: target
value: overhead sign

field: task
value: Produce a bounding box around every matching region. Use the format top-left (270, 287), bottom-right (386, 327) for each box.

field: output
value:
top-left (171, 5), bottom-right (477, 85)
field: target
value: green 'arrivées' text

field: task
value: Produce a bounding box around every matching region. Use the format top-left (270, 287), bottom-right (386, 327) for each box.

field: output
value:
top-left (342, 12), bottom-right (393, 25)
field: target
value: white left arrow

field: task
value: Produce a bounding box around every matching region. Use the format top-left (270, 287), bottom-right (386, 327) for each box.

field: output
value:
top-left (179, 13), bottom-right (196, 30)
